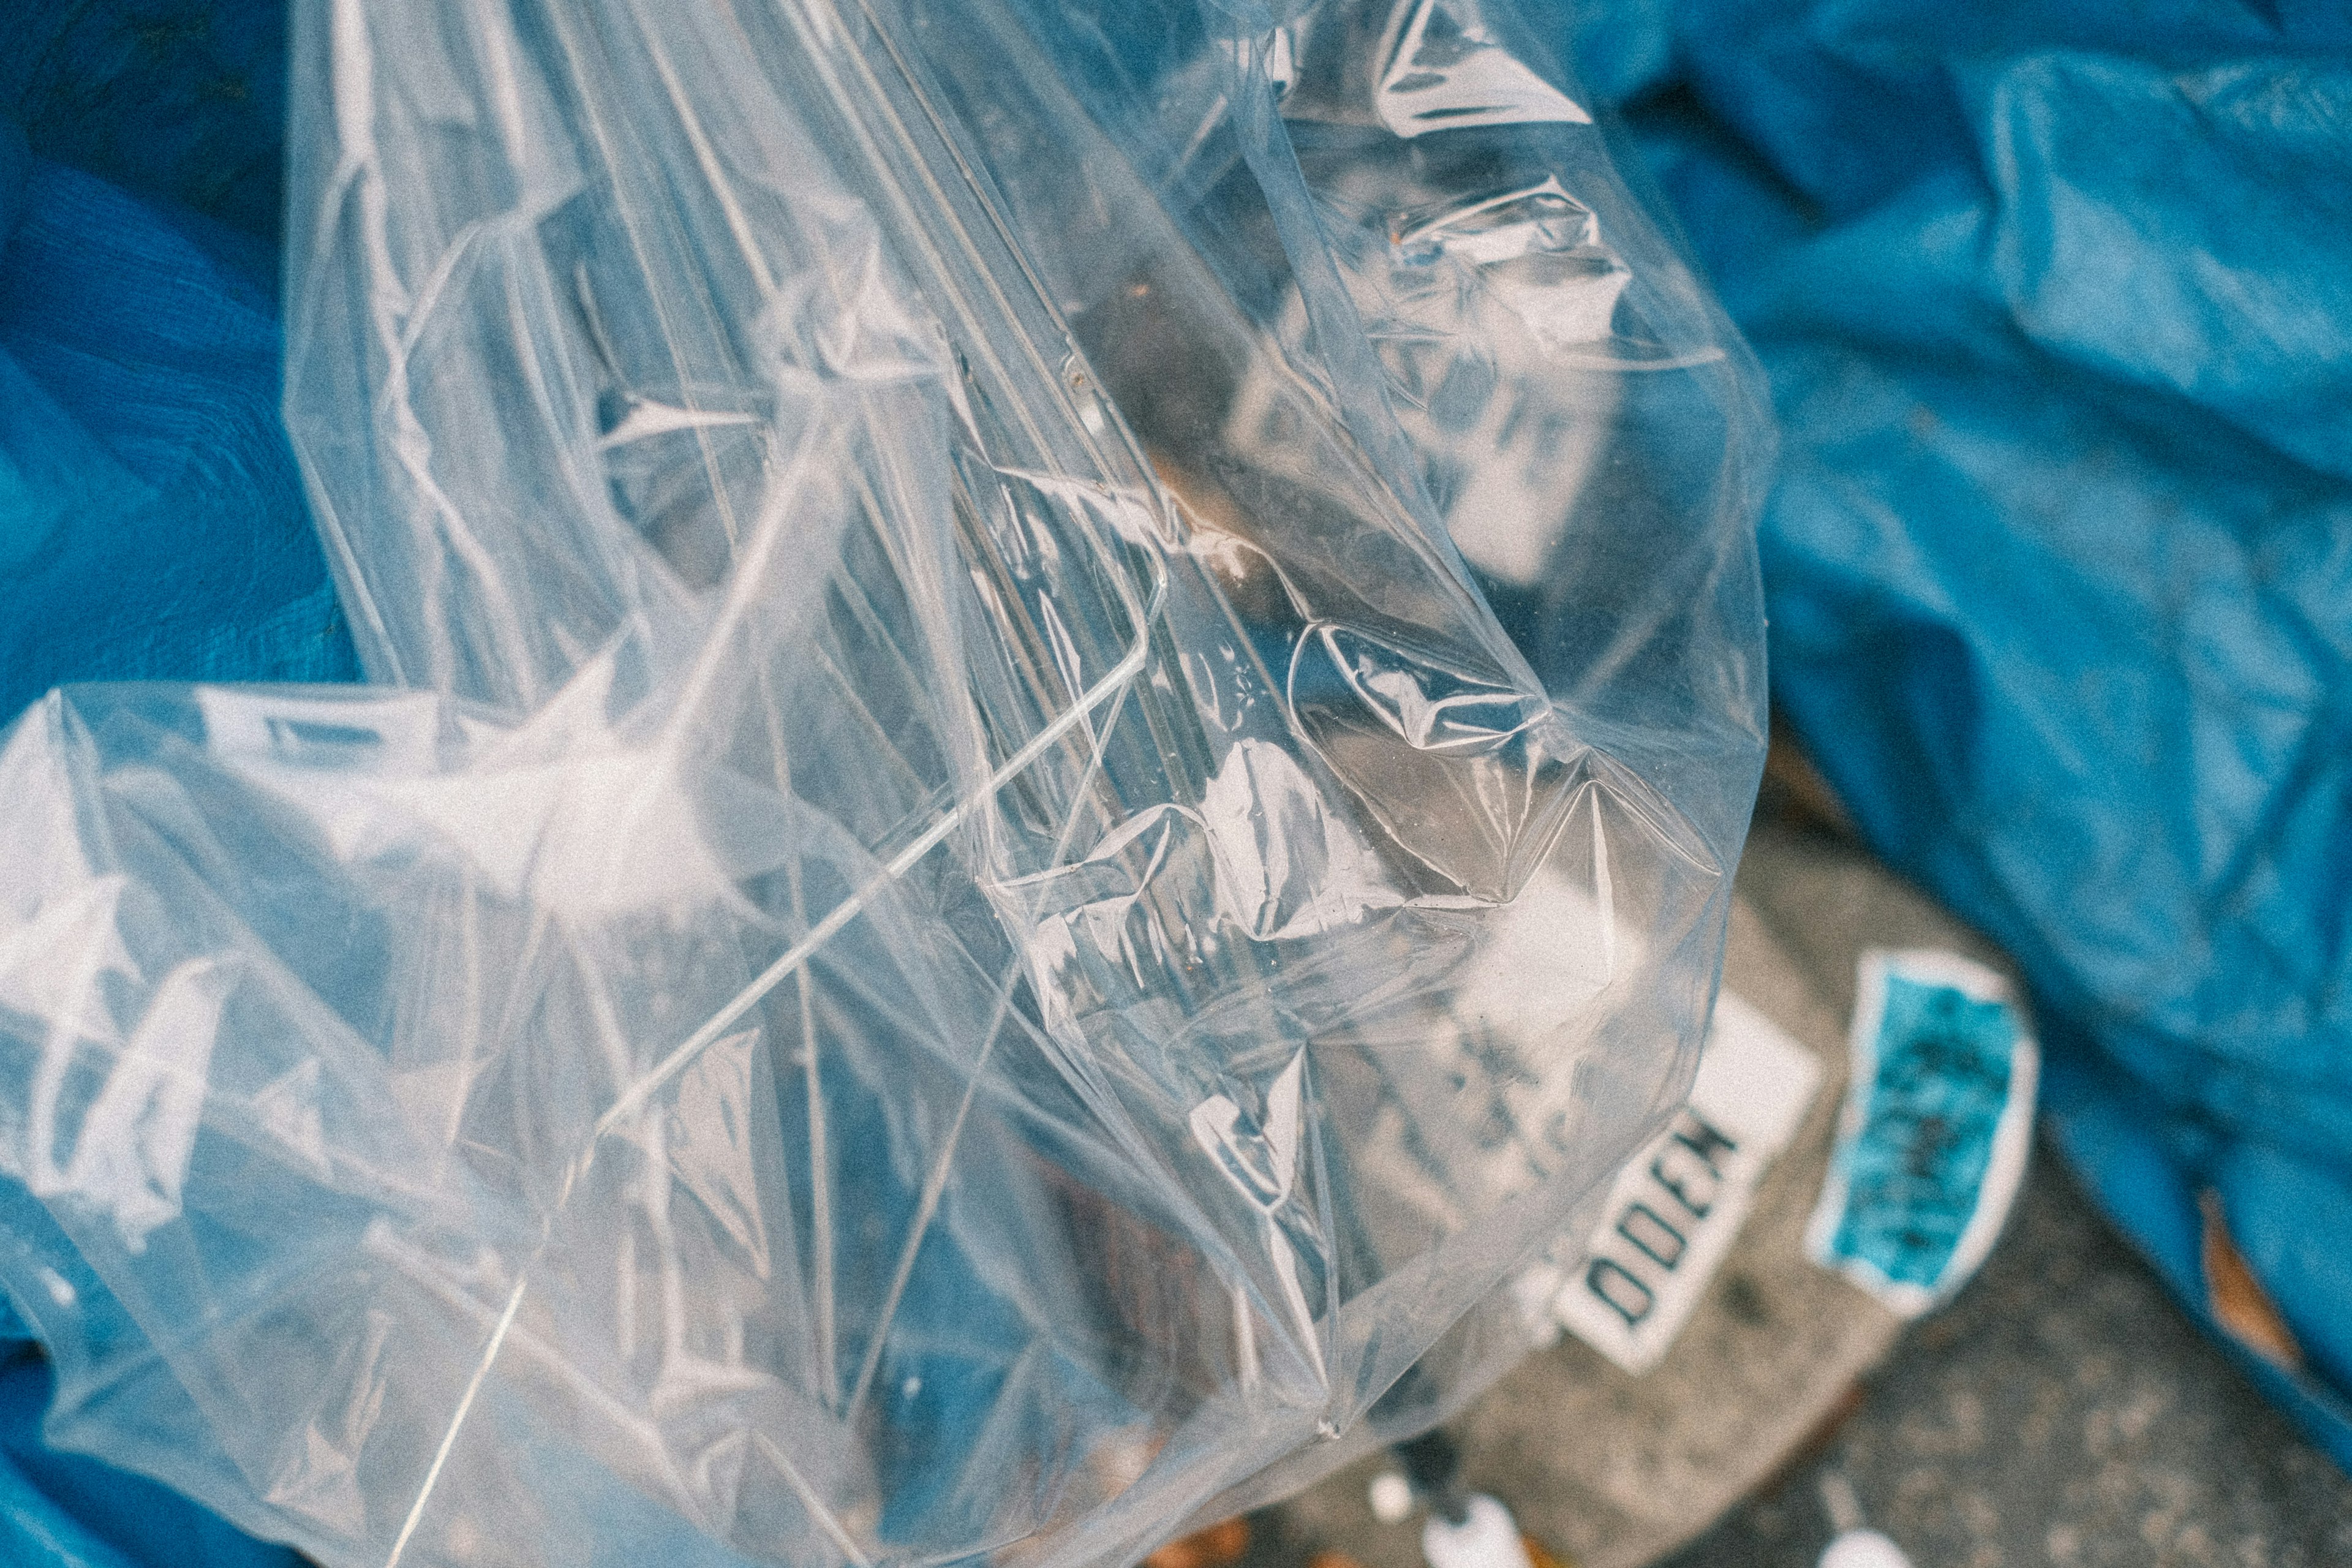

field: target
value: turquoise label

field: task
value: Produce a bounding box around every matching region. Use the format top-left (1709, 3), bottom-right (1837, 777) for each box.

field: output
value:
top-left (1822, 973), bottom-right (2022, 1293)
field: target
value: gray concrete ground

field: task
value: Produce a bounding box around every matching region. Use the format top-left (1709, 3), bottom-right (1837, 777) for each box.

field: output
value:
top-left (1249, 809), bottom-right (2351, 1568)
top-left (1657, 1148), bottom-right (2352, 1568)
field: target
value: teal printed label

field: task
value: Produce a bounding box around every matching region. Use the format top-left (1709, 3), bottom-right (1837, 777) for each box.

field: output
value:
top-left (1807, 951), bottom-right (2038, 1317)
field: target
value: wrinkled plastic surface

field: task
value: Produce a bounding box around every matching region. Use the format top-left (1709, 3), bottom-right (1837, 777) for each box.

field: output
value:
top-left (1589, 0), bottom-right (2352, 1464)
top-left (0, 4), bottom-right (1766, 1566)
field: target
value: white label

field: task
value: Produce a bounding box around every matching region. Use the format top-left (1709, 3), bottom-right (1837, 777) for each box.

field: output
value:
top-left (1544, 992), bottom-right (1820, 1373)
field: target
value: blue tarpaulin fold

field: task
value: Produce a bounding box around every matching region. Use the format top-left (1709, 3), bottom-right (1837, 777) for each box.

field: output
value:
top-left (1589, 0), bottom-right (2352, 1464)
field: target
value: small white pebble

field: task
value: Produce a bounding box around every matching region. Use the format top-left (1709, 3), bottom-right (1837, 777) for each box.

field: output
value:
top-left (1368, 1471), bottom-right (1414, 1525)
top-left (1819, 1528), bottom-right (1913, 1568)
top-left (1422, 1496), bottom-right (1531, 1568)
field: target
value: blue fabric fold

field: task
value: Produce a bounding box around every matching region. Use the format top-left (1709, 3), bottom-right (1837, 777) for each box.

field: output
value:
top-left (0, 147), bottom-right (358, 723)
top-left (1594, 0), bottom-right (2352, 1467)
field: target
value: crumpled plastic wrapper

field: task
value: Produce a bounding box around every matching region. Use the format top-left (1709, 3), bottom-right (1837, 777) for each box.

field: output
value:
top-left (0, 2), bottom-right (1768, 1565)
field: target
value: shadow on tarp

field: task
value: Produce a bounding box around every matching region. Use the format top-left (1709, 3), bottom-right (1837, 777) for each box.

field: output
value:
top-left (0, 0), bottom-right (356, 728)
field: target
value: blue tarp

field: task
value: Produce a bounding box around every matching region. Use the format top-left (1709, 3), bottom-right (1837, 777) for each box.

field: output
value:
top-left (1579, 0), bottom-right (2352, 1464)
top-left (0, 0), bottom-right (353, 719)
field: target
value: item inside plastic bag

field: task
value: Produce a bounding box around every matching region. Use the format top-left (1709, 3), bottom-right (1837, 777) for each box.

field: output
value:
top-left (0, 3), bottom-right (1766, 1565)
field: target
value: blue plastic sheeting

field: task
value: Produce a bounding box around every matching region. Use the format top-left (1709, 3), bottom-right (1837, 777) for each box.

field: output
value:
top-left (0, 0), bottom-right (291, 240)
top-left (0, 135), bottom-right (358, 722)
top-left (0, 0), bottom-right (350, 722)
top-left (1585, 0), bottom-right (2352, 1463)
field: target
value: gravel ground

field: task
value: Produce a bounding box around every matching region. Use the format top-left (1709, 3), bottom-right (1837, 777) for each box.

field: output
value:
top-left (1657, 1150), bottom-right (2352, 1568)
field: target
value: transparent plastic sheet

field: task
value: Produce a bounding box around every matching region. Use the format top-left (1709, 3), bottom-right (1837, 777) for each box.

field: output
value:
top-left (0, 2), bottom-right (1767, 1566)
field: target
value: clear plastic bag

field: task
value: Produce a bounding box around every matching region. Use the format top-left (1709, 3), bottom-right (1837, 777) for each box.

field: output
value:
top-left (0, 2), bottom-right (1768, 1565)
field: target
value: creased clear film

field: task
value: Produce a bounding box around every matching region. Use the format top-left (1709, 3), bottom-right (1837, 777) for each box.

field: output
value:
top-left (0, 2), bottom-right (1768, 1566)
